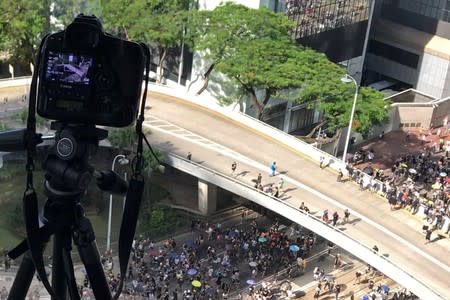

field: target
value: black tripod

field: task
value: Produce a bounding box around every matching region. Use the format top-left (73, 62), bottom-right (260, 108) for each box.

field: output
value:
top-left (8, 122), bottom-right (127, 300)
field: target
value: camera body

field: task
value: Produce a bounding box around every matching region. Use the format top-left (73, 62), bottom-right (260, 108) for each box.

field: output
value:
top-left (37, 15), bottom-right (146, 127)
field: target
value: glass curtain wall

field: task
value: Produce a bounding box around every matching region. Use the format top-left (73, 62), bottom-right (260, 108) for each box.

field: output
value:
top-left (396, 0), bottom-right (450, 22)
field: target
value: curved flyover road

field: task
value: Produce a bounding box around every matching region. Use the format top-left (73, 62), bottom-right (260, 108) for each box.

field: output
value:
top-left (144, 91), bottom-right (450, 299)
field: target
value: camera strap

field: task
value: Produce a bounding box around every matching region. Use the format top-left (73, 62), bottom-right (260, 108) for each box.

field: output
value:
top-left (24, 35), bottom-right (60, 299)
top-left (113, 43), bottom-right (151, 300)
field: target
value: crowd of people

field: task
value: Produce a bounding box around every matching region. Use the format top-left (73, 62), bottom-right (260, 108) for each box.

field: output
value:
top-left (78, 218), bottom-right (319, 299)
top-left (285, 0), bottom-right (370, 38)
top-left (347, 127), bottom-right (450, 240)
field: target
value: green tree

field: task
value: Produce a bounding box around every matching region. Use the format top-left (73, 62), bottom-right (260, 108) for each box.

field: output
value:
top-left (0, 0), bottom-right (51, 66)
top-left (108, 127), bottom-right (137, 151)
top-left (0, 122), bottom-right (8, 132)
top-left (110, 0), bottom-right (194, 83)
top-left (188, 3), bottom-right (294, 95)
top-left (294, 61), bottom-right (390, 138)
top-left (51, 0), bottom-right (102, 30)
top-left (17, 108), bottom-right (45, 127)
top-left (195, 4), bottom-right (389, 137)
top-left (101, 0), bottom-right (133, 38)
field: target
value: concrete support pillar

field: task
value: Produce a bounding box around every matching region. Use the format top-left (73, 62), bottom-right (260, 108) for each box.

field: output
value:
top-left (198, 179), bottom-right (217, 215)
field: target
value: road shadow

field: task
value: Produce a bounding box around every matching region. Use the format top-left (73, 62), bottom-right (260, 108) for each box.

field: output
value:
top-left (430, 234), bottom-right (446, 243)
top-left (236, 171), bottom-right (250, 177)
top-left (340, 262), bottom-right (354, 271)
top-left (347, 218), bottom-right (362, 226)
top-left (283, 187), bottom-right (297, 193)
top-left (279, 170), bottom-right (289, 175)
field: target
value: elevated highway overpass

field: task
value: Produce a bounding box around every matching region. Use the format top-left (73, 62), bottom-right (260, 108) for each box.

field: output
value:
top-left (1, 79), bottom-right (450, 299)
top-left (141, 87), bottom-right (450, 300)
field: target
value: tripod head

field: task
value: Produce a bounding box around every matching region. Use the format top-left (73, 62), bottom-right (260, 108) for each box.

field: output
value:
top-left (44, 122), bottom-right (107, 194)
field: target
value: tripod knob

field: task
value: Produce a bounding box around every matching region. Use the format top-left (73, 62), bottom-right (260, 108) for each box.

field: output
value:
top-left (56, 136), bottom-right (76, 160)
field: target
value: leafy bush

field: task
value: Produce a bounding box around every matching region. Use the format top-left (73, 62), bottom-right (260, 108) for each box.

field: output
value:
top-left (138, 206), bottom-right (188, 237)
top-left (0, 122), bottom-right (9, 131)
top-left (108, 127), bottom-right (137, 150)
top-left (17, 109), bottom-right (45, 126)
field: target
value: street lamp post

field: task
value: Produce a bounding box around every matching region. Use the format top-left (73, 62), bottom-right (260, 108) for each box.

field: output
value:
top-left (341, 74), bottom-right (358, 163)
top-left (107, 154), bottom-right (129, 252)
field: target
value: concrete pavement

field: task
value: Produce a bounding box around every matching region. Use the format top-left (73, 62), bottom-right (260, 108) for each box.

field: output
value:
top-left (143, 91), bottom-right (450, 299)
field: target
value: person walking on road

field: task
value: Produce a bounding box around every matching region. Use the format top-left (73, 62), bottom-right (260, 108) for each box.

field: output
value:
top-left (299, 202), bottom-right (310, 213)
top-left (334, 284), bottom-right (341, 300)
top-left (425, 228), bottom-right (433, 244)
top-left (277, 177), bottom-right (285, 191)
top-left (332, 211), bottom-right (339, 226)
top-left (319, 156), bottom-right (325, 169)
top-left (231, 161), bottom-right (237, 176)
top-left (187, 152), bottom-right (192, 161)
top-left (344, 209), bottom-right (350, 223)
top-left (270, 162), bottom-right (277, 176)
top-left (257, 173), bottom-right (262, 185)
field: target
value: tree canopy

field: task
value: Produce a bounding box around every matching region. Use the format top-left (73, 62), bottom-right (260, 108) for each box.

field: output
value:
top-left (193, 2), bottom-right (389, 138)
top-left (0, 0), bottom-right (51, 66)
top-left (188, 2), bottom-right (294, 94)
top-left (104, 0), bottom-right (193, 83)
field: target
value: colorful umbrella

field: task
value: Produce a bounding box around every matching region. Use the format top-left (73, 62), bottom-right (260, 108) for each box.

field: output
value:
top-left (380, 284), bottom-right (389, 293)
top-left (362, 295), bottom-right (369, 300)
top-left (258, 236), bottom-right (268, 243)
top-left (432, 183), bottom-right (441, 190)
top-left (187, 268), bottom-right (197, 276)
top-left (289, 245), bottom-right (300, 252)
top-left (191, 280), bottom-right (202, 288)
top-left (249, 261), bottom-right (258, 267)
top-left (246, 279), bottom-right (255, 285)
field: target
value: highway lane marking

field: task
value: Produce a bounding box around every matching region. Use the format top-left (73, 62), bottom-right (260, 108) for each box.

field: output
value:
top-left (144, 116), bottom-right (450, 275)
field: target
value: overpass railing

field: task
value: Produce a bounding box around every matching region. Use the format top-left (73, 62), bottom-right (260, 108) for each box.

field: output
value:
top-left (163, 151), bottom-right (445, 300)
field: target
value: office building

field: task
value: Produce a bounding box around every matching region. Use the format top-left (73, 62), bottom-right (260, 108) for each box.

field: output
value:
top-left (365, 0), bottom-right (450, 98)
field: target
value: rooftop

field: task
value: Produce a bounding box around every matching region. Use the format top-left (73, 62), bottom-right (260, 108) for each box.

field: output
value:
top-left (385, 89), bottom-right (436, 103)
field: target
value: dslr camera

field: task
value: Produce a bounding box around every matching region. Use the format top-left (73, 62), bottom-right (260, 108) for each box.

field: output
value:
top-left (37, 14), bottom-right (146, 127)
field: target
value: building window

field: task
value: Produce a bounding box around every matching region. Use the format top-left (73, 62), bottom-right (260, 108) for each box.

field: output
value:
top-left (368, 40), bottom-right (420, 69)
top-left (284, 0), bottom-right (370, 39)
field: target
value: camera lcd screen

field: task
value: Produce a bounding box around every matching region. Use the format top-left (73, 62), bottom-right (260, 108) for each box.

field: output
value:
top-left (45, 51), bottom-right (93, 85)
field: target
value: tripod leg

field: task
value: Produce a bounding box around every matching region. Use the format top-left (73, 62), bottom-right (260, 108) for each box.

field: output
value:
top-left (8, 252), bottom-right (35, 300)
top-left (74, 216), bottom-right (111, 300)
top-left (52, 232), bottom-right (67, 300)
top-left (61, 244), bottom-right (81, 300)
